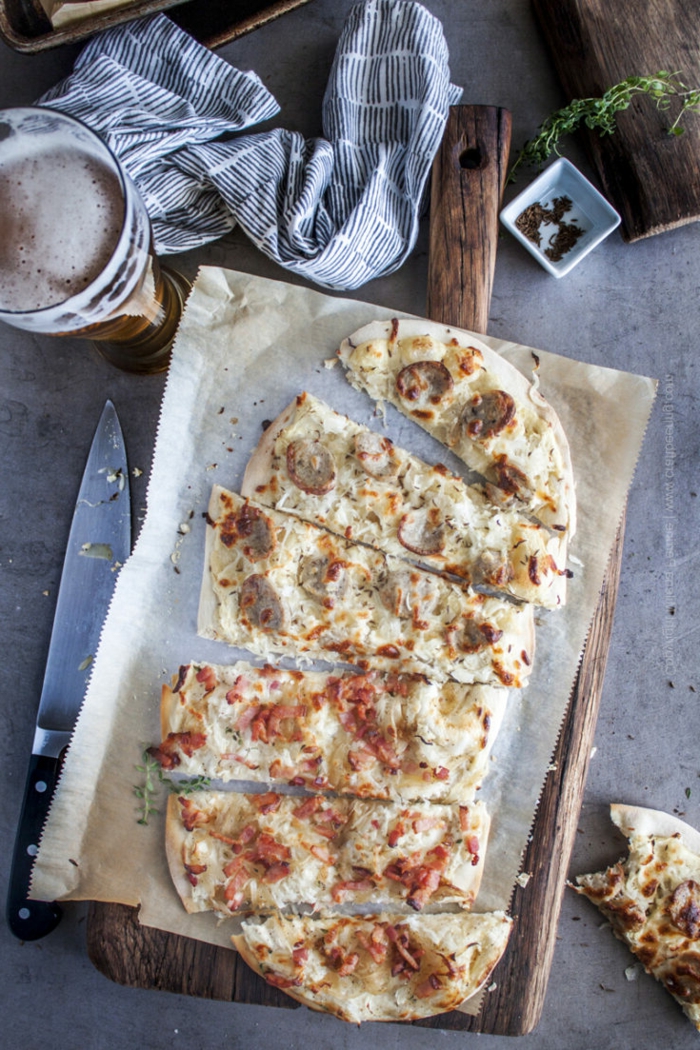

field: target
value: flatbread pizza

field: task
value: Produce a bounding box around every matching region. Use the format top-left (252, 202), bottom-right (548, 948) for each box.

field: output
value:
top-left (242, 392), bottom-right (570, 607)
top-left (149, 661), bottom-right (509, 803)
top-left (338, 318), bottom-right (576, 534)
top-left (232, 910), bottom-right (512, 1022)
top-left (166, 791), bottom-right (489, 916)
top-left (198, 485), bottom-right (535, 687)
top-left (574, 804), bottom-right (700, 1031)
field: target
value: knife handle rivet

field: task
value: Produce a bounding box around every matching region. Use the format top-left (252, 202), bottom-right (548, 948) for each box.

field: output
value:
top-left (35, 781), bottom-right (47, 793)
top-left (18, 908), bottom-right (31, 920)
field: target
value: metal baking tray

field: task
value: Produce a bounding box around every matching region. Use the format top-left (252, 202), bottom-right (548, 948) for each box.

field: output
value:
top-left (0, 0), bottom-right (310, 53)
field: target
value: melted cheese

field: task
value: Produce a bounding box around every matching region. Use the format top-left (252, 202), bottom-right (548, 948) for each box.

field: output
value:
top-left (169, 791), bottom-right (489, 916)
top-left (246, 392), bottom-right (568, 607)
top-left (160, 661), bottom-right (509, 803)
top-left (203, 486), bottom-right (535, 688)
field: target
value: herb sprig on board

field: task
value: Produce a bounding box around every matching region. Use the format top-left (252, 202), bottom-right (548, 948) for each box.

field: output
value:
top-left (509, 71), bottom-right (700, 181)
top-left (134, 750), bottom-right (210, 825)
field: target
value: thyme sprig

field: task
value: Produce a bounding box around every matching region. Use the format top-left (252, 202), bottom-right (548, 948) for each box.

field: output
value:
top-left (509, 71), bottom-right (700, 181)
top-left (134, 749), bottom-right (211, 825)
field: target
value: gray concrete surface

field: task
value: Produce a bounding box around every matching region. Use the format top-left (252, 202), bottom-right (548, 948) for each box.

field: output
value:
top-left (1, 2), bottom-right (699, 1047)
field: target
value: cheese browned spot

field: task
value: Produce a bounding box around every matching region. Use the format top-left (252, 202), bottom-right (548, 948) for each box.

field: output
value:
top-left (574, 804), bottom-right (700, 1032)
top-left (220, 502), bottom-right (277, 561)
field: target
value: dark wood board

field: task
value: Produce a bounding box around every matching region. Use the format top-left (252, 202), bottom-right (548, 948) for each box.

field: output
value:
top-left (0, 0), bottom-right (310, 53)
top-left (87, 106), bottom-right (624, 1035)
top-left (532, 0), bottom-right (700, 242)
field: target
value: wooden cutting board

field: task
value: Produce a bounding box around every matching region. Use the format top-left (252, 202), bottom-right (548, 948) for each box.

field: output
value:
top-left (86, 106), bottom-right (624, 1036)
top-left (532, 0), bottom-right (700, 241)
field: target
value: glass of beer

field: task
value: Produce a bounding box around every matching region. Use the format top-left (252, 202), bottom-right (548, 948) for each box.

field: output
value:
top-left (0, 107), bottom-right (191, 374)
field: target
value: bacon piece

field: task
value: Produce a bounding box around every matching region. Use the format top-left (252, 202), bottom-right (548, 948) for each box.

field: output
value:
top-left (173, 664), bottom-right (190, 693)
top-left (254, 833), bottom-right (291, 865)
top-left (178, 797), bottom-right (210, 831)
top-left (292, 947), bottom-right (308, 966)
top-left (414, 973), bottom-right (443, 998)
top-left (388, 821), bottom-right (406, 848)
top-left (265, 972), bottom-right (301, 990)
top-left (331, 879), bottom-right (374, 902)
top-left (147, 731), bottom-right (207, 770)
top-left (261, 861), bottom-right (291, 883)
top-left (268, 704), bottom-right (307, 738)
top-left (292, 796), bottom-right (323, 820)
top-left (356, 925), bottom-right (388, 964)
top-left (336, 952), bottom-right (360, 976)
top-left (250, 792), bottom-right (281, 814)
top-left (195, 665), bottom-right (218, 692)
top-left (234, 704), bottom-right (259, 731)
top-left (225, 675), bottom-right (252, 704)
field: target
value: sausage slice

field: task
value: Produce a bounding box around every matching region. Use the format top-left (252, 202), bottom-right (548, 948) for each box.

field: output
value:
top-left (220, 503), bottom-right (276, 561)
top-left (353, 431), bottom-right (400, 478)
top-left (239, 574), bottom-right (284, 631)
top-left (286, 439), bottom-right (337, 495)
top-left (397, 508), bottom-right (445, 556)
top-left (299, 556), bottom-right (348, 607)
top-left (447, 617), bottom-right (503, 653)
top-left (395, 360), bottom-right (454, 410)
top-left (459, 390), bottom-right (515, 440)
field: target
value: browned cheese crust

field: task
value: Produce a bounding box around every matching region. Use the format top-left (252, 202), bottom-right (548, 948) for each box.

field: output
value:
top-left (574, 804), bottom-right (700, 1031)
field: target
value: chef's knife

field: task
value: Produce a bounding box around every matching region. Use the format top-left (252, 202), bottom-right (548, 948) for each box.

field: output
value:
top-left (6, 400), bottom-right (131, 941)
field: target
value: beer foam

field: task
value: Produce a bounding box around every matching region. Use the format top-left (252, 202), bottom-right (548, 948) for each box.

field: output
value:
top-left (0, 143), bottom-right (124, 313)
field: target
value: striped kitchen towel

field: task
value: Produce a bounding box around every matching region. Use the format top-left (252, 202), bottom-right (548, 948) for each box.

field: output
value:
top-left (39, 1), bottom-right (461, 290)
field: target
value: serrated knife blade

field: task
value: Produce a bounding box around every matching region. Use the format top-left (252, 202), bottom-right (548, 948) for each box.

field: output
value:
top-left (6, 400), bottom-right (131, 941)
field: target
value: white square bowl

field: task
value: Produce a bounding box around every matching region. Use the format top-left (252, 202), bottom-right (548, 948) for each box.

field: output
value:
top-left (499, 157), bottom-right (621, 277)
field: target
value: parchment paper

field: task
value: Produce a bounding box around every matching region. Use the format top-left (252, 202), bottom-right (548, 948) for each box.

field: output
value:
top-left (40, 0), bottom-right (139, 28)
top-left (32, 266), bottom-right (657, 959)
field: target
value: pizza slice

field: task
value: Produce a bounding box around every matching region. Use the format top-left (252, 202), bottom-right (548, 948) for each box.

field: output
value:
top-left (232, 910), bottom-right (512, 1022)
top-left (166, 791), bottom-right (489, 916)
top-left (198, 486), bottom-right (535, 688)
top-left (242, 392), bottom-right (570, 607)
top-left (574, 803), bottom-right (700, 1031)
top-left (149, 661), bottom-right (509, 803)
top-left (338, 318), bottom-right (576, 535)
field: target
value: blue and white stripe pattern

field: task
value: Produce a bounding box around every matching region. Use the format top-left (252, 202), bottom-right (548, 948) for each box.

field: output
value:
top-left (39, 2), bottom-right (461, 290)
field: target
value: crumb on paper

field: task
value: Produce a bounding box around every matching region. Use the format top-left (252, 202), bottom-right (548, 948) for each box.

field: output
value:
top-left (547, 762), bottom-right (558, 772)
top-left (132, 467), bottom-right (143, 478)
top-left (323, 357), bottom-right (338, 369)
top-left (515, 872), bottom-right (531, 888)
top-left (590, 746), bottom-right (597, 759)
top-left (111, 561), bottom-right (123, 573)
top-left (42, 590), bottom-right (49, 596)
top-left (178, 523), bottom-right (191, 535)
top-left (625, 965), bottom-right (639, 981)
top-left (230, 417), bottom-right (239, 425)
top-left (487, 982), bottom-right (497, 992)
top-left (170, 551), bottom-right (181, 566)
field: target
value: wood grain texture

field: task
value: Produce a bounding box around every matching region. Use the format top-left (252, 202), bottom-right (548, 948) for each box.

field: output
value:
top-left (532, 0), bottom-right (700, 241)
top-left (427, 106), bottom-right (511, 334)
top-left (87, 104), bottom-right (623, 1035)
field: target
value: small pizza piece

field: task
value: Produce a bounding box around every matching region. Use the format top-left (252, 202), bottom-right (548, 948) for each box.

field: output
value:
top-left (337, 318), bottom-right (576, 534)
top-left (232, 910), bottom-right (512, 1022)
top-left (166, 791), bottom-right (489, 916)
top-left (242, 391), bottom-right (570, 607)
top-left (150, 661), bottom-right (509, 802)
top-left (198, 486), bottom-right (535, 688)
top-left (574, 804), bottom-right (700, 1031)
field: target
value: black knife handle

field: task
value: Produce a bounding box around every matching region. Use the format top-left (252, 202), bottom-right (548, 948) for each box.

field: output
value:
top-left (6, 753), bottom-right (63, 940)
